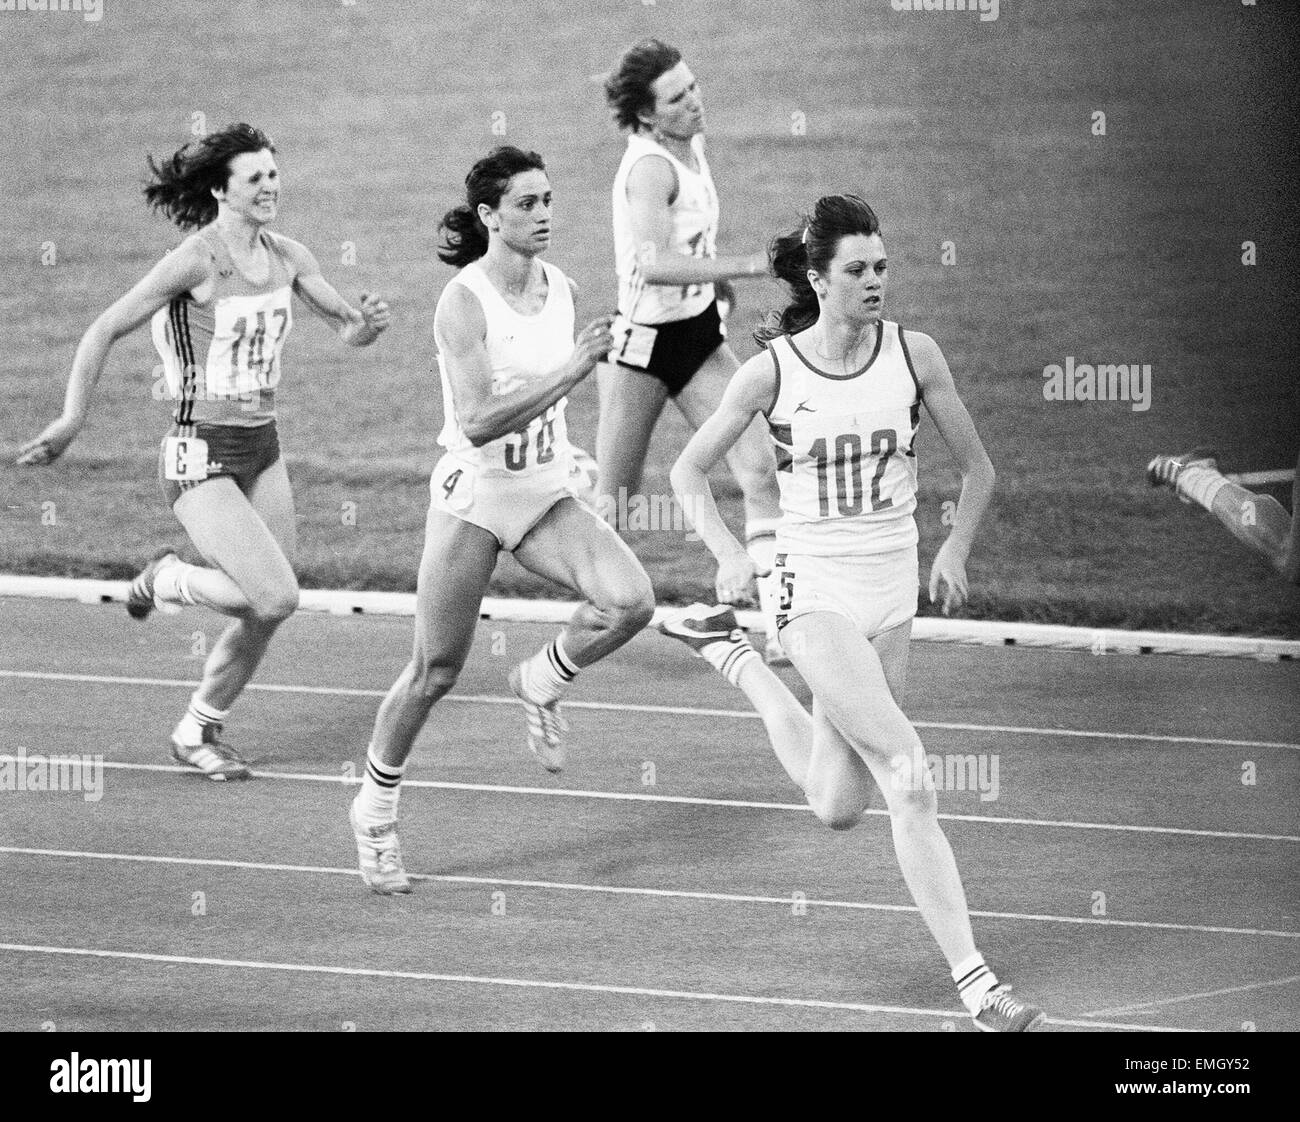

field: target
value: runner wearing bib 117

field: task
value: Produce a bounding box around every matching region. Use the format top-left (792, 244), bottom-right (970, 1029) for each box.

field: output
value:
top-left (18, 123), bottom-right (391, 782)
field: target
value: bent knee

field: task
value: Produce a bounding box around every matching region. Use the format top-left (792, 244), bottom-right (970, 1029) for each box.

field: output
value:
top-left (808, 793), bottom-right (865, 832)
top-left (249, 583), bottom-right (299, 625)
top-left (606, 582), bottom-right (656, 633)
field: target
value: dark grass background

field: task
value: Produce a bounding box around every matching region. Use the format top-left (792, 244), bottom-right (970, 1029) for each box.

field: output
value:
top-left (1, 0), bottom-right (1298, 634)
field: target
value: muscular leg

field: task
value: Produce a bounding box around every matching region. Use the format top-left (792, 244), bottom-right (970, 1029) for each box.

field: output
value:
top-left (513, 496), bottom-right (655, 666)
top-left (782, 611), bottom-right (978, 969)
top-left (172, 463), bottom-right (299, 712)
top-left (594, 361), bottom-right (669, 530)
top-left (369, 508), bottom-right (500, 769)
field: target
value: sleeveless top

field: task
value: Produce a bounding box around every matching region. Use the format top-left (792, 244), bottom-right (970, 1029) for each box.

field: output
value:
top-left (612, 132), bottom-right (718, 325)
top-left (150, 225), bottom-right (296, 427)
top-left (433, 259), bottom-right (576, 477)
top-left (765, 321), bottom-right (923, 555)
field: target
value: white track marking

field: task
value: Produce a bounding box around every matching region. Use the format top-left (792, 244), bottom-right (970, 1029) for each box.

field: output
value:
top-left (1083, 974), bottom-right (1300, 1018)
top-left (1226, 468), bottom-right (1295, 486)
top-left (12, 758), bottom-right (1292, 843)
top-left (3, 668), bottom-right (1298, 752)
top-left (4, 756), bottom-right (1296, 842)
top-left (4, 846), bottom-right (1298, 940)
top-left (0, 942), bottom-right (1203, 1031)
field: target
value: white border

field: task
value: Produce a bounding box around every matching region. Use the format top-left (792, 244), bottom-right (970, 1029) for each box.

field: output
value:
top-left (2, 573), bottom-right (1295, 661)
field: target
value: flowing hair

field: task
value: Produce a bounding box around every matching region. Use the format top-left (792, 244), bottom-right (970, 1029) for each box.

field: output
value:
top-left (437, 146), bottom-right (547, 267)
top-left (755, 194), bottom-right (882, 343)
top-left (143, 123), bottom-right (276, 230)
top-left (603, 38), bottom-right (682, 132)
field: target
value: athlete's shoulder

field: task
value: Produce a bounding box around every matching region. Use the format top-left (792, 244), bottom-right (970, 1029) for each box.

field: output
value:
top-left (263, 231), bottom-right (318, 275)
top-left (733, 346), bottom-right (780, 414)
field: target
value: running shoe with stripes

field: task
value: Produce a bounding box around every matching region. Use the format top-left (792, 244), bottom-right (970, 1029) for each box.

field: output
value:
top-left (126, 549), bottom-right (183, 620)
top-left (974, 985), bottom-right (1047, 1032)
top-left (1146, 447), bottom-right (1217, 499)
top-left (170, 723), bottom-right (252, 781)
top-left (658, 604), bottom-right (758, 683)
top-left (348, 798), bottom-right (412, 895)
top-left (508, 664), bottom-right (568, 773)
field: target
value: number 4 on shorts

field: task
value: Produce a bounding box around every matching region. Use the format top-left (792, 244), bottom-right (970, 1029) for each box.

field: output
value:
top-left (442, 468), bottom-right (463, 499)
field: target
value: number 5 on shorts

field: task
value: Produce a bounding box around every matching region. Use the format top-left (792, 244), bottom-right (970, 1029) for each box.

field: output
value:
top-left (779, 569), bottom-right (796, 612)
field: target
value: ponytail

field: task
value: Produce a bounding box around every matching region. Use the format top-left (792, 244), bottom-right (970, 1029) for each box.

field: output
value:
top-left (754, 194), bottom-right (882, 344)
top-left (437, 146), bottom-right (547, 267)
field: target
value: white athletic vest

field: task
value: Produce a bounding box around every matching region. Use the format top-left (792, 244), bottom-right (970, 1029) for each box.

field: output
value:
top-left (612, 132), bottom-right (718, 325)
top-left (434, 259), bottom-right (575, 476)
top-left (765, 322), bottom-right (922, 555)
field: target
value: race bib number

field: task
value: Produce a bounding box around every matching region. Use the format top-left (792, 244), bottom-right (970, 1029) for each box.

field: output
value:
top-left (163, 436), bottom-right (209, 482)
top-left (434, 458), bottom-right (475, 512)
top-left (610, 314), bottom-right (657, 370)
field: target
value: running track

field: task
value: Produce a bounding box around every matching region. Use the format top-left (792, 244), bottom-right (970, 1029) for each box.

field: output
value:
top-left (1, 597), bottom-right (1297, 1031)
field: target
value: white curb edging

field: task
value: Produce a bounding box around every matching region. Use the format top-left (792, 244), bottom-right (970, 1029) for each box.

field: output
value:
top-left (1, 574), bottom-right (1296, 662)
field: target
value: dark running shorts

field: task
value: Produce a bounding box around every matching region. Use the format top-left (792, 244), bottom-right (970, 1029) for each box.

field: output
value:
top-left (613, 299), bottom-right (725, 397)
top-left (158, 421), bottom-right (282, 507)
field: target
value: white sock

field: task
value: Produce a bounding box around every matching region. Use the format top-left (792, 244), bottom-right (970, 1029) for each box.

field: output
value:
top-left (154, 559), bottom-right (198, 606)
top-left (952, 952), bottom-right (999, 1016)
top-left (354, 744), bottom-right (405, 826)
top-left (520, 636), bottom-right (579, 705)
top-left (700, 633), bottom-right (759, 687)
top-left (1177, 464), bottom-right (1228, 512)
top-left (174, 695), bottom-right (229, 747)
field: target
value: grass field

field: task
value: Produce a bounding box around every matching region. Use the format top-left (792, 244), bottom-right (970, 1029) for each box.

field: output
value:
top-left (1, 0), bottom-right (1298, 634)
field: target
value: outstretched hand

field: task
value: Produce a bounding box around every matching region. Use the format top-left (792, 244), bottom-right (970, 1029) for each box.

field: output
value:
top-left (16, 415), bottom-right (80, 466)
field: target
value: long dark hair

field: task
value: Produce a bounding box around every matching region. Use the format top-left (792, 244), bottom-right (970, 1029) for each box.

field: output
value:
top-left (143, 123), bottom-right (276, 230)
top-left (437, 146), bottom-right (547, 267)
top-left (755, 194), bottom-right (882, 343)
top-left (604, 38), bottom-right (682, 132)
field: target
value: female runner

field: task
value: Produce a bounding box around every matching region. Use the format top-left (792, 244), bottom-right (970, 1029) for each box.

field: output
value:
top-left (660, 194), bottom-right (1046, 1030)
top-left (18, 123), bottom-right (390, 780)
top-left (348, 147), bottom-right (654, 893)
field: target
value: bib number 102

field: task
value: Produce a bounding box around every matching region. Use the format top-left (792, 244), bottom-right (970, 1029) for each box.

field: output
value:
top-left (504, 415), bottom-right (556, 472)
top-left (809, 429), bottom-right (896, 517)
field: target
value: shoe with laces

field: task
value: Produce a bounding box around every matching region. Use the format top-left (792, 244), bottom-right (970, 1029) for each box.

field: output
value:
top-left (974, 985), bottom-right (1047, 1032)
top-left (348, 798), bottom-right (412, 895)
top-left (508, 664), bottom-right (568, 773)
top-left (169, 723), bottom-right (252, 781)
top-left (1146, 447), bottom-right (1217, 498)
top-left (126, 549), bottom-right (183, 620)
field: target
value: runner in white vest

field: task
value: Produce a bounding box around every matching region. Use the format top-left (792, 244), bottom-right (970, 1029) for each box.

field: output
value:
top-left (347, 148), bottom-right (654, 894)
top-left (661, 194), bottom-right (1046, 1033)
top-left (600, 39), bottom-right (786, 661)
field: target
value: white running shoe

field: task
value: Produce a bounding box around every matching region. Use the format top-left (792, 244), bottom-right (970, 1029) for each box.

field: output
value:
top-left (348, 798), bottom-right (412, 895)
top-left (508, 664), bottom-right (568, 773)
top-left (169, 723), bottom-right (252, 781)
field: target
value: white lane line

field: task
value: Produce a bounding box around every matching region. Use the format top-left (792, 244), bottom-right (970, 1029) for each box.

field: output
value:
top-left (3, 668), bottom-right (1298, 751)
top-left (5, 846), bottom-right (1298, 940)
top-left (1083, 975), bottom-right (1300, 1018)
top-left (0, 942), bottom-right (1196, 1031)
top-left (27, 759), bottom-right (1295, 843)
